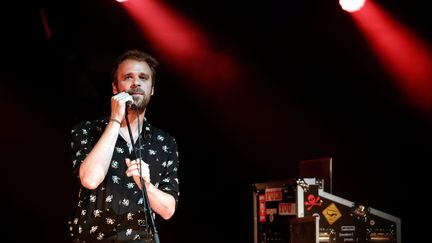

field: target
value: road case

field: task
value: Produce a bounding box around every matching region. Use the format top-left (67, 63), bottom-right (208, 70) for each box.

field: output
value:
top-left (252, 178), bottom-right (401, 243)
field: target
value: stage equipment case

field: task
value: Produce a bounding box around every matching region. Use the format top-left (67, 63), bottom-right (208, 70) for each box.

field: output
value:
top-left (252, 178), bottom-right (401, 243)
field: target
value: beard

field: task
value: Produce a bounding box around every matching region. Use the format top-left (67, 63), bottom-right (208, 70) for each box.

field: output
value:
top-left (127, 88), bottom-right (151, 111)
top-left (133, 95), bottom-right (150, 110)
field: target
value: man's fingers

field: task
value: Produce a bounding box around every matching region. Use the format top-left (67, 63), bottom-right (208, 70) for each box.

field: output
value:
top-left (113, 92), bottom-right (133, 105)
top-left (126, 159), bottom-right (150, 183)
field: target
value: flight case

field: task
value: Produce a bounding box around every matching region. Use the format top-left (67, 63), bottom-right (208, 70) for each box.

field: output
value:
top-left (252, 178), bottom-right (401, 243)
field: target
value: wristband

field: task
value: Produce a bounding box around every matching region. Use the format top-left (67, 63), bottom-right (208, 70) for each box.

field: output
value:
top-left (109, 118), bottom-right (121, 125)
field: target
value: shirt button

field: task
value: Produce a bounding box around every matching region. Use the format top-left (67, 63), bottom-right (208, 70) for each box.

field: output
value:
top-left (138, 219), bottom-right (146, 226)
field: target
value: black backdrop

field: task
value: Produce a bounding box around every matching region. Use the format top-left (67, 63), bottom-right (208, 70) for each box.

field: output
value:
top-left (1, 0), bottom-right (430, 242)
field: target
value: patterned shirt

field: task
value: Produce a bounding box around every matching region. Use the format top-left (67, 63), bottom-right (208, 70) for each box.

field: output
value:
top-left (69, 117), bottom-right (179, 242)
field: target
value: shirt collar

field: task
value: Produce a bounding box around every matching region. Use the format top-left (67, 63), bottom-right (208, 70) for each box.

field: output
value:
top-left (104, 116), bottom-right (151, 139)
top-left (142, 117), bottom-right (151, 139)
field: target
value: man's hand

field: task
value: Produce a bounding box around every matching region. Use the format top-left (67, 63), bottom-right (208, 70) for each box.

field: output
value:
top-left (125, 158), bottom-right (150, 189)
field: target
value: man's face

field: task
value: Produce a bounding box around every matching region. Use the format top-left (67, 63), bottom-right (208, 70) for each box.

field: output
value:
top-left (112, 59), bottom-right (154, 110)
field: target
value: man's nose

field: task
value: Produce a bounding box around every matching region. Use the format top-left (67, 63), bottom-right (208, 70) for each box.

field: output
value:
top-left (131, 77), bottom-right (141, 87)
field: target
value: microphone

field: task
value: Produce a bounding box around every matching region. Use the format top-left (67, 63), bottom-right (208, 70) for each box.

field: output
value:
top-left (126, 100), bottom-right (137, 108)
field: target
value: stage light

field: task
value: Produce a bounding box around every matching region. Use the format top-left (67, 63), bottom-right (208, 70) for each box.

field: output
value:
top-left (339, 0), bottom-right (366, 12)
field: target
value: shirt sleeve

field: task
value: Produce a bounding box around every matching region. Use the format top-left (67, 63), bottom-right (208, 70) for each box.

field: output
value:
top-left (70, 121), bottom-right (97, 181)
top-left (158, 136), bottom-right (180, 207)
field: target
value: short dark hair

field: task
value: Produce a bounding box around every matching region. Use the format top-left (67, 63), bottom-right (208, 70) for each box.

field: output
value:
top-left (111, 49), bottom-right (159, 86)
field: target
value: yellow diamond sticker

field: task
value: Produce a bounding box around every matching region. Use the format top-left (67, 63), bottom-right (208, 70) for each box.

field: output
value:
top-left (322, 203), bottom-right (342, 225)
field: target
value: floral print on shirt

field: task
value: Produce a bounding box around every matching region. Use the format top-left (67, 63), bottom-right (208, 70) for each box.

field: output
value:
top-left (69, 117), bottom-right (179, 241)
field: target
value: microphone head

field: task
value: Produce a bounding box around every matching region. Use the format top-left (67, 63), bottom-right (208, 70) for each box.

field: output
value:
top-left (126, 100), bottom-right (137, 109)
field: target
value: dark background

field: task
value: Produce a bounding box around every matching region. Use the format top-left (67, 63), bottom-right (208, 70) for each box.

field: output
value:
top-left (1, 0), bottom-right (430, 242)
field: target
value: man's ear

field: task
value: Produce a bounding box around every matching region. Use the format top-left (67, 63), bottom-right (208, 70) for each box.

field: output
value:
top-left (112, 82), bottom-right (118, 94)
top-left (151, 86), bottom-right (154, 96)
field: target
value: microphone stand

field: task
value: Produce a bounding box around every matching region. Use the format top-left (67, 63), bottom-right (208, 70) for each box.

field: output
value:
top-left (125, 106), bottom-right (160, 243)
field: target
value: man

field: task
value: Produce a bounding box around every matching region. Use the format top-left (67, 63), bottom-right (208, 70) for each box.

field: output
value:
top-left (69, 49), bottom-right (179, 242)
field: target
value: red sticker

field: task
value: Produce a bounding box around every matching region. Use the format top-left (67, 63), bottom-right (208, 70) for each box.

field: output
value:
top-left (279, 203), bottom-right (296, 215)
top-left (304, 194), bottom-right (322, 211)
top-left (265, 187), bottom-right (283, 201)
top-left (259, 194), bottom-right (266, 222)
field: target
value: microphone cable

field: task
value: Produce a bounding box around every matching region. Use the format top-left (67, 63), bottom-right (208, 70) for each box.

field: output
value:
top-left (125, 106), bottom-right (160, 243)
